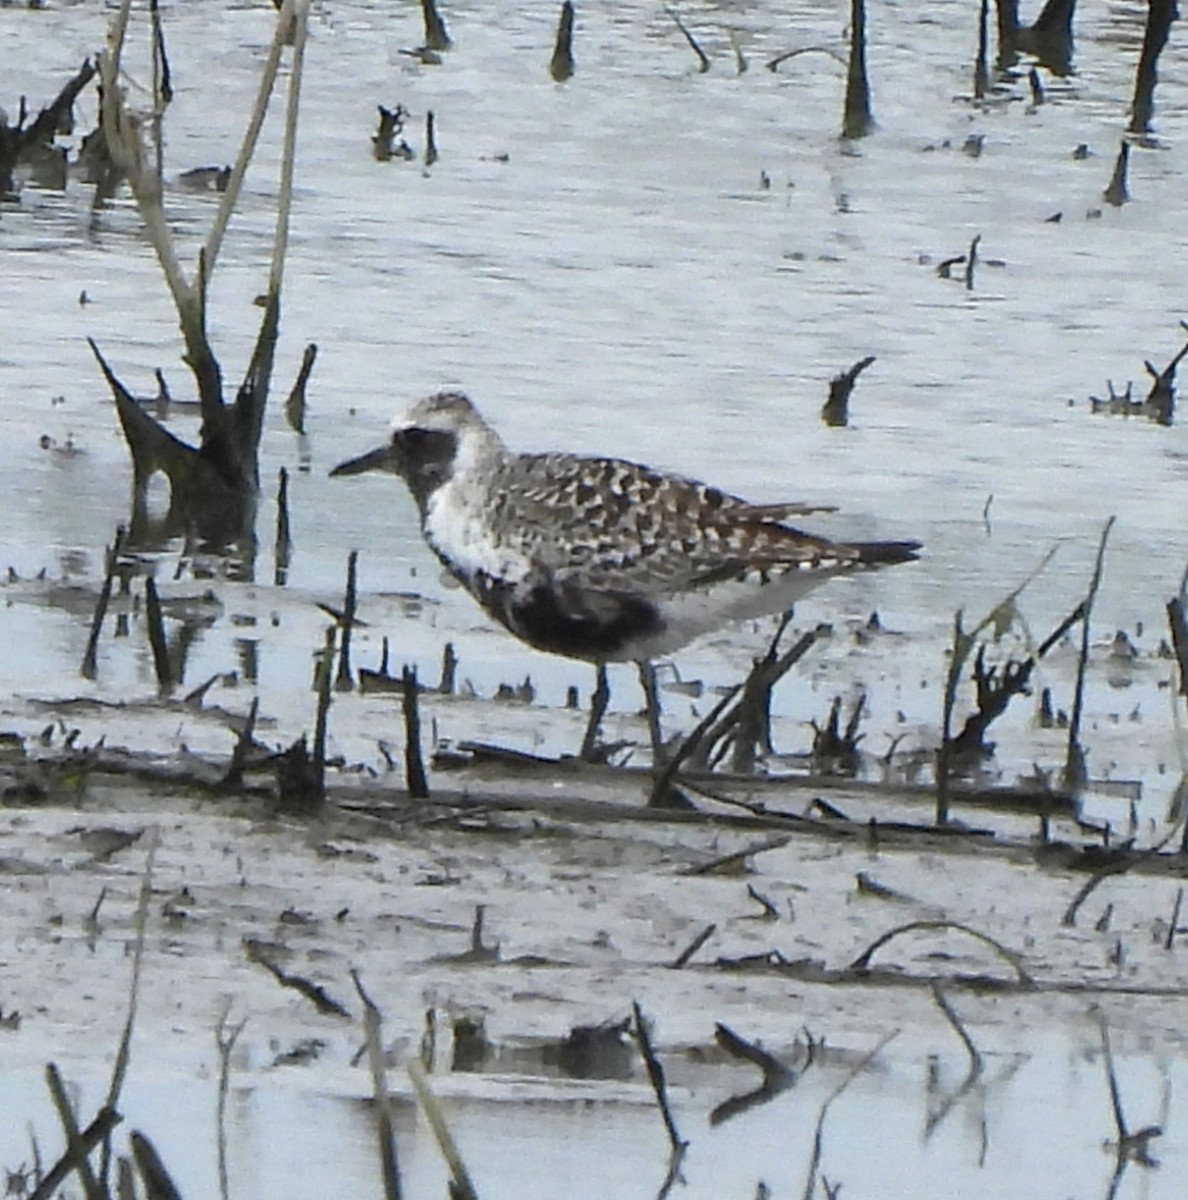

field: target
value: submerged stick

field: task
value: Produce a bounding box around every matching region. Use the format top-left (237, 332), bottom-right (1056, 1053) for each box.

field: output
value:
top-left (973, 0), bottom-right (989, 99)
top-left (1103, 141), bottom-right (1130, 207)
top-left (144, 577), bottom-right (173, 695)
top-left (284, 343), bottom-right (317, 433)
top-left (438, 641), bottom-right (458, 694)
top-left (312, 625), bottom-right (335, 799)
top-left (842, 0), bottom-right (873, 139)
top-left (221, 695), bottom-right (260, 791)
top-left (82, 526), bottom-right (125, 680)
top-left (424, 110), bottom-right (438, 167)
top-left (336, 550), bottom-right (358, 691)
top-left (632, 1001), bottom-right (686, 1153)
top-left (550, 0), bottom-right (576, 81)
top-left (402, 665), bottom-right (430, 798)
top-left (965, 233), bottom-right (981, 291)
top-left (274, 466), bottom-right (292, 583)
top-left (666, 7), bottom-right (710, 72)
top-left (821, 355), bottom-right (875, 427)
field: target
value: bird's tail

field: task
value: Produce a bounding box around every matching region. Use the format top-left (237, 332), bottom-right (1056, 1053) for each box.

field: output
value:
top-left (851, 540), bottom-right (922, 567)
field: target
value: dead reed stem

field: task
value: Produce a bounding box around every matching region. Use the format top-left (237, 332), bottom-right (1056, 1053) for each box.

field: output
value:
top-left (214, 1000), bottom-right (248, 1200)
top-left (205, 0), bottom-right (300, 274)
top-left (1065, 516), bottom-right (1115, 790)
top-left (407, 1060), bottom-right (479, 1200)
top-left (100, 835), bottom-right (158, 1184)
top-left (351, 970), bottom-right (403, 1200)
top-left (129, 1131), bottom-right (184, 1200)
top-left (28, 1108), bottom-right (121, 1200)
top-left (937, 543), bottom-right (1060, 823)
top-left (46, 1063), bottom-right (104, 1200)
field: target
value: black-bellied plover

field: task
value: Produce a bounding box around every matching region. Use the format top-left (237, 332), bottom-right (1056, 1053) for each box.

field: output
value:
top-left (332, 391), bottom-right (920, 756)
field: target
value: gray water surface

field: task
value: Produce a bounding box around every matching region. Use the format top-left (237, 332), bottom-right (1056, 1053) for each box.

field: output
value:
top-left (2, 0), bottom-right (1188, 1195)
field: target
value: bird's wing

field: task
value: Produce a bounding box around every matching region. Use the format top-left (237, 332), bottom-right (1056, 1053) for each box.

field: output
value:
top-left (488, 452), bottom-right (855, 593)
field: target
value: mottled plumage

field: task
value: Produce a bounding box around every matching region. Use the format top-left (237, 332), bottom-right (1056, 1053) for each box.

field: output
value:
top-left (331, 392), bottom-right (920, 663)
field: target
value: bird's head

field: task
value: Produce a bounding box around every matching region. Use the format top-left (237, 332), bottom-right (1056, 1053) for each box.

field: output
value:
top-left (330, 391), bottom-right (504, 509)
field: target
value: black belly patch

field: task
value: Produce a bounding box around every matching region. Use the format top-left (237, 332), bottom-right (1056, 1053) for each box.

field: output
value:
top-left (474, 575), bottom-right (664, 661)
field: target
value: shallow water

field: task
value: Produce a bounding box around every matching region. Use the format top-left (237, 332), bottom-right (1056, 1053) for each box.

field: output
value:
top-left (3, 0), bottom-right (1188, 1193)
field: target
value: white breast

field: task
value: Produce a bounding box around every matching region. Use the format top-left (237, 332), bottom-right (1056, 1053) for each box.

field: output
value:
top-left (423, 478), bottom-right (531, 585)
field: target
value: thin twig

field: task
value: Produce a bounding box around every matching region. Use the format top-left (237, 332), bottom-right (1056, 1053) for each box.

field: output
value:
top-left (632, 1001), bottom-right (686, 1154)
top-left (801, 1030), bottom-right (898, 1200)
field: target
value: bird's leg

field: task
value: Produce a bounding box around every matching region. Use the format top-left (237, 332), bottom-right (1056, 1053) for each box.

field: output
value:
top-left (579, 663), bottom-right (611, 762)
top-left (636, 660), bottom-right (666, 771)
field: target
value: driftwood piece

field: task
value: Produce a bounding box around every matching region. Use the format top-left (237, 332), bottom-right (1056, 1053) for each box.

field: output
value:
top-left (821, 355), bottom-right (875, 427)
top-left (1103, 140), bottom-right (1130, 207)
